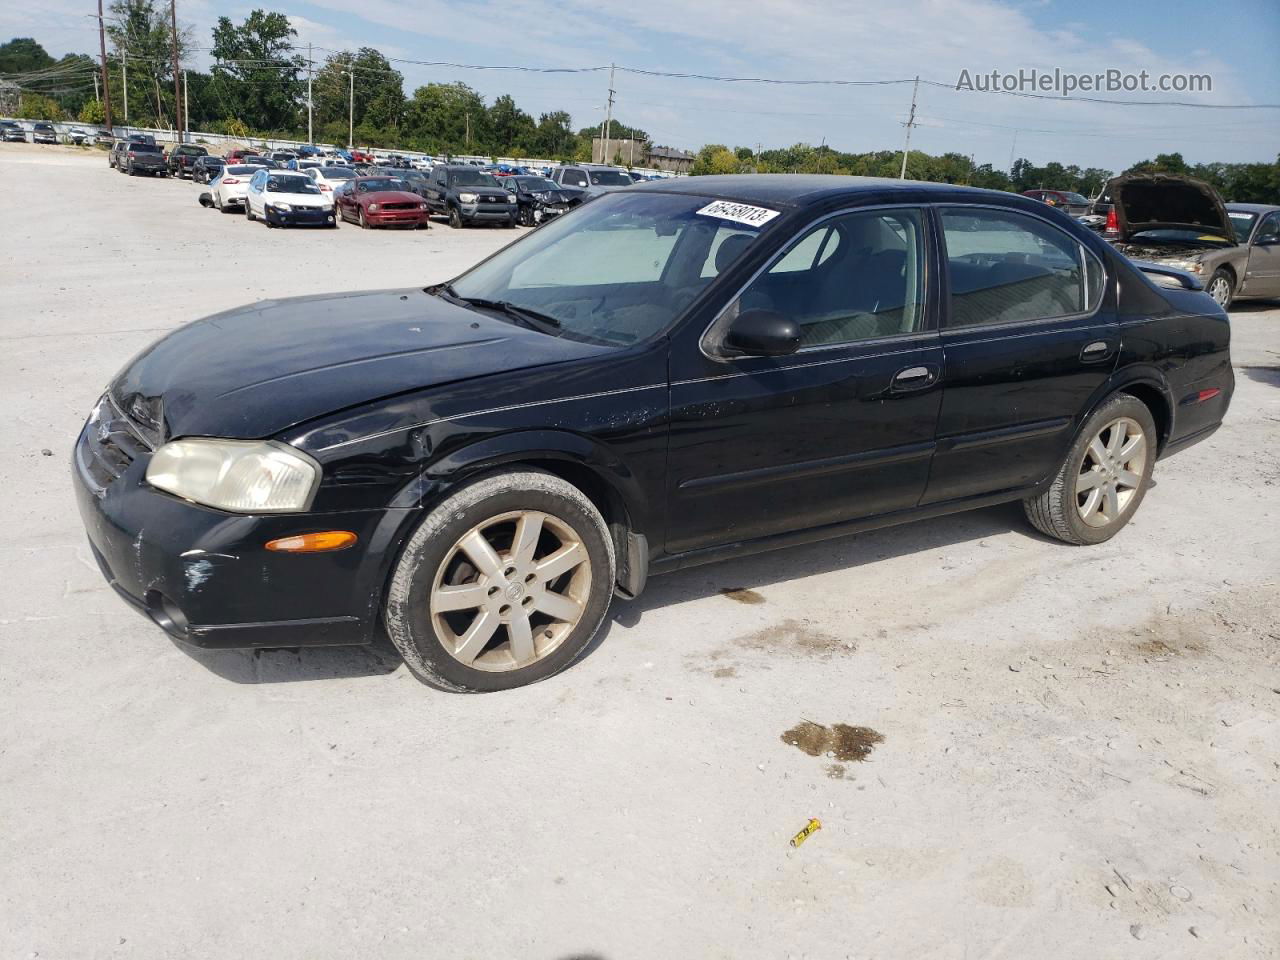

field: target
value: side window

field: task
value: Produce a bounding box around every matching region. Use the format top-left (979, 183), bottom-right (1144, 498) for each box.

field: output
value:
top-left (941, 208), bottom-right (1095, 327)
top-left (1256, 213), bottom-right (1280, 244)
top-left (731, 209), bottom-right (926, 347)
top-left (700, 224), bottom-right (762, 278)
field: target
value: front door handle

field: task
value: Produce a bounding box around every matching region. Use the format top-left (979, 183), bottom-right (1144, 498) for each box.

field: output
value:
top-left (1080, 340), bottom-right (1114, 362)
top-left (891, 364), bottom-right (939, 392)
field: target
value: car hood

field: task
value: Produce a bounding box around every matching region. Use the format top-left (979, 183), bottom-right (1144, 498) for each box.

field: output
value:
top-left (109, 288), bottom-right (607, 441)
top-left (267, 192), bottom-right (330, 206)
top-left (452, 184), bottom-right (507, 197)
top-left (358, 190), bottom-right (423, 204)
top-left (1108, 173), bottom-right (1236, 243)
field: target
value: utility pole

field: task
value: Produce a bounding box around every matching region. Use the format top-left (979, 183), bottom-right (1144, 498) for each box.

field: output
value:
top-left (306, 42), bottom-right (313, 145)
top-left (465, 112), bottom-right (470, 150)
top-left (95, 0), bottom-right (113, 133)
top-left (182, 68), bottom-right (188, 137)
top-left (122, 52), bottom-right (128, 124)
top-left (1008, 130), bottom-right (1019, 174)
top-left (93, 71), bottom-right (99, 103)
top-left (169, 0), bottom-right (182, 142)
top-left (898, 75), bottom-right (919, 180)
top-left (602, 62), bottom-right (615, 164)
top-left (348, 65), bottom-right (354, 149)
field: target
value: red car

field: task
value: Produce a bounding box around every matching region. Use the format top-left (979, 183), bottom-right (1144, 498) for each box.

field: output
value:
top-left (350, 149), bottom-right (374, 164)
top-left (335, 176), bottom-right (431, 229)
top-left (1021, 189), bottom-right (1092, 217)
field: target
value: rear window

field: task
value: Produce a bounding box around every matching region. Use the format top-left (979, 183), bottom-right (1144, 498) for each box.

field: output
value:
top-left (129, 143), bottom-right (162, 153)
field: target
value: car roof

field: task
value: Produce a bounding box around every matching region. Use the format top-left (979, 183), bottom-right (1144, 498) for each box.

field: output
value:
top-left (627, 174), bottom-right (1022, 210)
top-left (1225, 202), bottom-right (1280, 214)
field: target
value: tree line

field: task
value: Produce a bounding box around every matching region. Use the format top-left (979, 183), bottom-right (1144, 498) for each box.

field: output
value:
top-left (5, 9), bottom-right (1279, 203)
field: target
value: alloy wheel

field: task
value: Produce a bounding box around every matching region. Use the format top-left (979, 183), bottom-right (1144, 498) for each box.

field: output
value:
top-left (1076, 416), bottom-right (1147, 527)
top-left (429, 510), bottom-right (591, 672)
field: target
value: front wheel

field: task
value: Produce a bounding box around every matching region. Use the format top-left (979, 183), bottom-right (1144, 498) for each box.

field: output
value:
top-left (449, 206), bottom-right (463, 229)
top-left (1205, 269), bottom-right (1233, 310)
top-left (245, 202), bottom-right (255, 221)
top-left (1023, 394), bottom-right (1157, 545)
top-left (385, 470), bottom-right (617, 693)
top-left (358, 207), bottom-right (370, 229)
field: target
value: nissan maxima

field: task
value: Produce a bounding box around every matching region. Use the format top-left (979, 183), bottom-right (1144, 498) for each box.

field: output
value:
top-left (73, 177), bottom-right (1233, 692)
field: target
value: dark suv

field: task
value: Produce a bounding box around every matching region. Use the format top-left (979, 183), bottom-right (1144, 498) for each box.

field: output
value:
top-left (31, 121), bottom-right (57, 145)
top-left (168, 144), bottom-right (208, 178)
top-left (1, 120), bottom-right (26, 142)
top-left (424, 164), bottom-right (517, 228)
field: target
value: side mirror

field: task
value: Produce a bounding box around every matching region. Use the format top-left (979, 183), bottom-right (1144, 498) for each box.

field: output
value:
top-left (723, 309), bottom-right (801, 357)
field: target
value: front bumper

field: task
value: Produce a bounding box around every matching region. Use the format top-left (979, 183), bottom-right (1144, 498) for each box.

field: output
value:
top-left (367, 208), bottom-right (430, 227)
top-left (72, 398), bottom-right (414, 648)
top-left (459, 202), bottom-right (517, 223)
top-left (266, 204), bottom-right (336, 226)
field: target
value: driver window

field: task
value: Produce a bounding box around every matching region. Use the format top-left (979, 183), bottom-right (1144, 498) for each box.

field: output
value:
top-left (732, 209), bottom-right (925, 347)
top-left (1257, 214), bottom-right (1280, 244)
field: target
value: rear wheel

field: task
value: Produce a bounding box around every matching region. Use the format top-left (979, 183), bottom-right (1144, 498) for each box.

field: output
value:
top-left (1023, 393), bottom-right (1157, 545)
top-left (1206, 269), bottom-right (1233, 309)
top-left (384, 470), bottom-right (616, 693)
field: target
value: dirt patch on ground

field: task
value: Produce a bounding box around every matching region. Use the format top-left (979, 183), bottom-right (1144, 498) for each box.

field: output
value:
top-left (735, 618), bottom-right (850, 655)
top-left (720, 587), bottom-right (765, 604)
top-left (782, 721), bottom-right (884, 762)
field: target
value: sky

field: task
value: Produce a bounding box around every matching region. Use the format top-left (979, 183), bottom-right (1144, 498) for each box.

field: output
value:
top-left (5, 0), bottom-right (1278, 172)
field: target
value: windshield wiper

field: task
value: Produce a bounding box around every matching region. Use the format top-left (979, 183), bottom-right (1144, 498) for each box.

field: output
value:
top-left (457, 297), bottom-right (562, 333)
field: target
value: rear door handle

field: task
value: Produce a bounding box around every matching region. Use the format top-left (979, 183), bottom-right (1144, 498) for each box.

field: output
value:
top-left (1080, 340), bottom-right (1114, 362)
top-left (891, 364), bottom-right (939, 392)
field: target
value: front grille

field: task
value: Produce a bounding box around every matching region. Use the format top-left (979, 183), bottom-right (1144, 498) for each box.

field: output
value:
top-left (383, 202), bottom-right (417, 211)
top-left (480, 195), bottom-right (505, 204)
top-left (77, 395), bottom-right (152, 494)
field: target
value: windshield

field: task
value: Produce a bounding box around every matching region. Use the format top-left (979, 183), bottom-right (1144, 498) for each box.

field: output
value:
top-left (321, 167), bottom-right (356, 180)
top-left (515, 177), bottom-right (559, 191)
top-left (589, 169), bottom-right (633, 186)
top-left (1228, 211), bottom-right (1258, 242)
top-left (449, 169), bottom-right (500, 187)
top-left (358, 178), bottom-right (408, 192)
top-left (448, 192), bottom-right (775, 346)
top-left (268, 176), bottom-right (321, 194)
top-left (1129, 228), bottom-right (1233, 246)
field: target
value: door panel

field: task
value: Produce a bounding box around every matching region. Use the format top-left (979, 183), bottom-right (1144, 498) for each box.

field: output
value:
top-left (921, 206), bottom-right (1118, 504)
top-left (665, 206), bottom-right (941, 555)
top-left (667, 342), bottom-right (942, 554)
top-left (1243, 215), bottom-right (1280, 297)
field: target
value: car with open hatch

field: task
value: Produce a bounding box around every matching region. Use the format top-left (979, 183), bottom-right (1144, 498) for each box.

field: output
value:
top-left (73, 175), bottom-right (1232, 693)
top-left (1102, 173), bottom-right (1254, 308)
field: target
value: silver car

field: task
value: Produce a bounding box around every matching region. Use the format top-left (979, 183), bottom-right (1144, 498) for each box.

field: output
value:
top-left (1106, 173), bottom-right (1260, 308)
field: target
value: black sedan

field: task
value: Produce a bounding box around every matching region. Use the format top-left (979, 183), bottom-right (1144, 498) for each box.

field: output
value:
top-left (73, 176), bottom-right (1232, 692)
top-left (502, 175), bottom-right (585, 226)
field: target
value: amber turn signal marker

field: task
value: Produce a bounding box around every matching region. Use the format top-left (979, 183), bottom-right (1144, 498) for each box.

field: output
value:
top-left (265, 531), bottom-right (358, 553)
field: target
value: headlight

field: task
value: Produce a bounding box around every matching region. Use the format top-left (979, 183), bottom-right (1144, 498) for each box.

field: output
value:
top-left (419, 202), bottom-right (428, 210)
top-left (272, 202), bottom-right (292, 211)
top-left (145, 438), bottom-right (320, 513)
top-left (532, 192), bottom-right (549, 200)
top-left (458, 192), bottom-right (478, 203)
top-left (506, 194), bottom-right (517, 204)
top-left (368, 203), bottom-right (379, 211)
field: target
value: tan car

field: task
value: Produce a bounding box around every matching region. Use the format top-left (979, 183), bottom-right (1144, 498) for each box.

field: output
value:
top-left (1104, 173), bottom-right (1261, 307)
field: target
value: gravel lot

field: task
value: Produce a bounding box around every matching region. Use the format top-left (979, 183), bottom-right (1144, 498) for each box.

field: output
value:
top-left (3, 144), bottom-right (1278, 959)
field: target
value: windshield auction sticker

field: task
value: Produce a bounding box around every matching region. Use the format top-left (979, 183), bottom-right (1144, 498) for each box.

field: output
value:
top-left (696, 200), bottom-right (781, 228)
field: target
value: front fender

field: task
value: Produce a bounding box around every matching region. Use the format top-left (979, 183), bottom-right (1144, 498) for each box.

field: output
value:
top-left (388, 428), bottom-right (654, 537)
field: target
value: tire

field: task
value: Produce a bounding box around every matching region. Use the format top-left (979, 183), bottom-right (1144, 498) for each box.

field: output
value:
top-left (385, 470), bottom-right (617, 693)
top-left (449, 206), bottom-right (463, 229)
top-left (359, 207), bottom-right (369, 229)
top-left (1023, 393), bottom-right (1157, 545)
top-left (522, 205), bottom-right (536, 227)
top-left (1205, 269), bottom-right (1233, 310)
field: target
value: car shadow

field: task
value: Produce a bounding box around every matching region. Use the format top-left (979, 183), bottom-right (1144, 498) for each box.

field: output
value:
top-left (176, 501), bottom-right (1042, 685)
top-left (596, 501), bottom-right (1039, 638)
top-left (1242, 365), bottom-right (1280, 387)
top-left (1229, 300), bottom-right (1280, 314)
